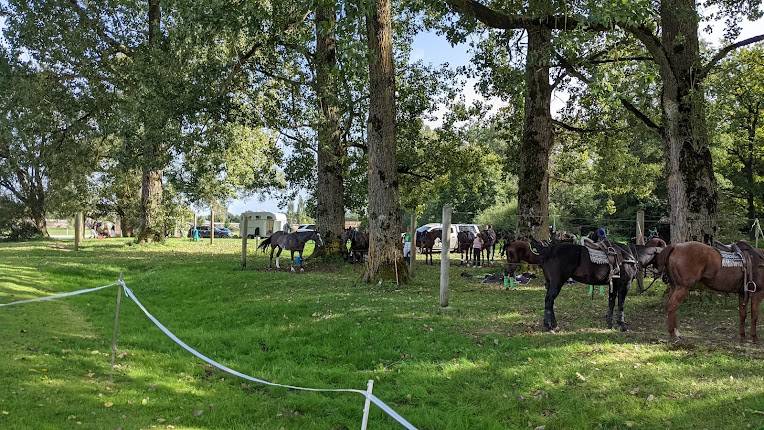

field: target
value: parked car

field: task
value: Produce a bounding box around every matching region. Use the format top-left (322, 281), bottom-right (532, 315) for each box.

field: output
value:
top-left (296, 224), bottom-right (315, 232)
top-left (187, 226), bottom-right (232, 238)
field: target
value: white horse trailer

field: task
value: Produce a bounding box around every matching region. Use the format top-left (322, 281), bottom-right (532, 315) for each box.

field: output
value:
top-left (241, 211), bottom-right (289, 238)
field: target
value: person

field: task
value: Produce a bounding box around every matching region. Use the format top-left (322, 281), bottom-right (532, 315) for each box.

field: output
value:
top-left (192, 226), bottom-right (200, 241)
top-left (472, 233), bottom-right (484, 267)
top-left (403, 233), bottom-right (412, 264)
top-left (596, 227), bottom-right (607, 241)
top-left (109, 225), bottom-right (116, 238)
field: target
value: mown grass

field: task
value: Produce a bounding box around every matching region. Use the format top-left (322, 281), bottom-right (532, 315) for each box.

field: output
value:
top-left (1, 238), bottom-right (763, 430)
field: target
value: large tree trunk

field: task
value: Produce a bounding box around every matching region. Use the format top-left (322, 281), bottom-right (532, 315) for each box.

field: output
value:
top-left (137, 0), bottom-right (164, 243)
top-left (746, 111), bottom-right (758, 222)
top-left (661, 0), bottom-right (717, 243)
top-left (29, 202), bottom-right (48, 238)
top-left (314, 0), bottom-right (346, 256)
top-left (516, 23), bottom-right (552, 240)
top-left (138, 166), bottom-right (163, 242)
top-left (364, 0), bottom-right (407, 283)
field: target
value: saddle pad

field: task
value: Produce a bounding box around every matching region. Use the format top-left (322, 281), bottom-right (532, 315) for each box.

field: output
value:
top-left (719, 250), bottom-right (743, 268)
top-left (587, 248), bottom-right (610, 265)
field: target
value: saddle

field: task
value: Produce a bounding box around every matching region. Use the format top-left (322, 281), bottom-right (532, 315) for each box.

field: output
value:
top-left (581, 237), bottom-right (624, 279)
top-left (713, 240), bottom-right (759, 293)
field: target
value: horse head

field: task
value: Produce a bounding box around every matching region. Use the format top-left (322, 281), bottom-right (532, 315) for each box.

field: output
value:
top-left (312, 231), bottom-right (324, 248)
top-left (635, 245), bottom-right (664, 269)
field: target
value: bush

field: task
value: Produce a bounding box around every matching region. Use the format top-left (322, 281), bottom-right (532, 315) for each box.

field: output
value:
top-left (475, 199), bottom-right (517, 233)
top-left (0, 196), bottom-right (44, 241)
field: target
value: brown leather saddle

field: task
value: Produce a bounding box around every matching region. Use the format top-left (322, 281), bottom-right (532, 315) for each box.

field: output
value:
top-left (713, 240), bottom-right (760, 293)
top-left (582, 237), bottom-right (624, 279)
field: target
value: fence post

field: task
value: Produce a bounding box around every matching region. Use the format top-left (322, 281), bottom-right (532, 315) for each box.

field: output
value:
top-left (241, 215), bottom-right (249, 269)
top-left (440, 205), bottom-right (452, 308)
top-left (110, 274), bottom-right (124, 382)
top-left (409, 211), bottom-right (417, 277)
top-left (210, 205), bottom-right (215, 243)
top-left (74, 212), bottom-right (82, 251)
top-left (360, 379), bottom-right (374, 430)
top-left (636, 210), bottom-right (645, 245)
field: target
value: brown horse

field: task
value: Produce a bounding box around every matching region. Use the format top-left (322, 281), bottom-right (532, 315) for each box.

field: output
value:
top-left (505, 240), bottom-right (663, 331)
top-left (655, 241), bottom-right (764, 342)
top-left (417, 228), bottom-right (441, 265)
top-left (456, 230), bottom-right (475, 265)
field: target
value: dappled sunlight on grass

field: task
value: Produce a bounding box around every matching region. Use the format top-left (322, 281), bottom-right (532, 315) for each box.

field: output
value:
top-left (1, 239), bottom-right (764, 429)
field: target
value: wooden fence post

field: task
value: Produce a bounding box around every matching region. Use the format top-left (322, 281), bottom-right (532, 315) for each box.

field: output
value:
top-left (636, 210), bottom-right (645, 245)
top-left (409, 211), bottom-right (417, 277)
top-left (110, 274), bottom-right (124, 382)
top-left (74, 212), bottom-right (82, 251)
top-left (440, 205), bottom-right (452, 308)
top-left (241, 215), bottom-right (249, 269)
top-left (210, 205), bottom-right (215, 243)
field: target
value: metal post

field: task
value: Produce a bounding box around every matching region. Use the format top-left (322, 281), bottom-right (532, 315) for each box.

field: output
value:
top-left (440, 205), bottom-right (452, 308)
top-left (110, 274), bottom-right (124, 381)
top-left (241, 215), bottom-right (249, 269)
top-left (74, 212), bottom-right (82, 251)
top-left (636, 210), bottom-right (645, 245)
top-left (360, 379), bottom-right (374, 430)
top-left (408, 211), bottom-right (417, 277)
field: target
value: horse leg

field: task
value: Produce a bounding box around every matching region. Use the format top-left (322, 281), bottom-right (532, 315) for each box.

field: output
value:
top-left (750, 294), bottom-right (761, 343)
top-left (299, 250), bottom-right (305, 272)
top-left (269, 247), bottom-right (274, 268)
top-left (606, 284), bottom-right (617, 329)
top-left (616, 280), bottom-right (630, 332)
top-left (275, 248), bottom-right (282, 269)
top-left (666, 286), bottom-right (689, 341)
top-left (543, 276), bottom-right (562, 331)
top-left (738, 293), bottom-right (748, 341)
top-left (290, 250), bottom-right (295, 272)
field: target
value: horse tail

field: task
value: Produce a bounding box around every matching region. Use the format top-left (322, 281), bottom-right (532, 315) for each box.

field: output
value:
top-left (257, 235), bottom-right (272, 252)
top-left (655, 244), bottom-right (675, 275)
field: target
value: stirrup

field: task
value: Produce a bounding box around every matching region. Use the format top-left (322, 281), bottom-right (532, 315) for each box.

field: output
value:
top-left (746, 281), bottom-right (757, 294)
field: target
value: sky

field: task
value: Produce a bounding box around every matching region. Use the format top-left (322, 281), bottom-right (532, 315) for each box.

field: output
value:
top-left (228, 14), bottom-right (764, 216)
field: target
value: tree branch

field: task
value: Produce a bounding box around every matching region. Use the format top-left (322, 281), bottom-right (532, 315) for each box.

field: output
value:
top-left (447, 0), bottom-right (609, 30)
top-left (555, 53), bottom-right (662, 134)
top-left (67, 0), bottom-right (132, 57)
top-left (552, 119), bottom-right (628, 134)
top-left (700, 34), bottom-right (764, 80)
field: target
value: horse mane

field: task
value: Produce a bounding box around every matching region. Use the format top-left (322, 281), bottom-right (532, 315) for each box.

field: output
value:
top-left (654, 244), bottom-right (674, 274)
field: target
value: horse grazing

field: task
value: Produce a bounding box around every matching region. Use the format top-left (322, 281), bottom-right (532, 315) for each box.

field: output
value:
top-left (257, 231), bottom-right (323, 271)
top-left (656, 241), bottom-right (764, 342)
top-left (417, 228), bottom-right (441, 265)
top-left (505, 240), bottom-right (663, 331)
top-left (341, 227), bottom-right (368, 263)
top-left (456, 230), bottom-right (475, 265)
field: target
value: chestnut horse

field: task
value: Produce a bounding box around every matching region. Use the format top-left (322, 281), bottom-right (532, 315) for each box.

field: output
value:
top-left (655, 241), bottom-right (764, 342)
top-left (505, 240), bottom-right (663, 331)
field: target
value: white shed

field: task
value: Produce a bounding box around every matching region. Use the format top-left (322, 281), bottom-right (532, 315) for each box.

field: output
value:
top-left (241, 211), bottom-right (289, 238)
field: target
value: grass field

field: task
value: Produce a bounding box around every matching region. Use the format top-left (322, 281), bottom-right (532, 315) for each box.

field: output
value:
top-left (1, 239), bottom-right (763, 430)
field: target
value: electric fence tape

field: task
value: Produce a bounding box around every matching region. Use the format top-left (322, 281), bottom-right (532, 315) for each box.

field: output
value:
top-left (121, 282), bottom-right (417, 430)
top-left (0, 282), bottom-right (117, 307)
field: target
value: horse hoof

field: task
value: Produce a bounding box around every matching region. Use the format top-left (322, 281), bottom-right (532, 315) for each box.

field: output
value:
top-left (300, 268), bottom-right (305, 273)
top-left (619, 324), bottom-right (628, 332)
top-left (606, 321), bottom-right (613, 329)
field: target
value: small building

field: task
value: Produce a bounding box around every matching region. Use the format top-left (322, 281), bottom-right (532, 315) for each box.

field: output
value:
top-left (241, 211), bottom-right (289, 238)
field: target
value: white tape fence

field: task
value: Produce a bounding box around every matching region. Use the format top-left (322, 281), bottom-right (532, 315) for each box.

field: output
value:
top-left (0, 277), bottom-right (418, 429)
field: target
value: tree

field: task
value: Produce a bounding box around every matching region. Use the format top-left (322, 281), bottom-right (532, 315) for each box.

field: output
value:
top-left (708, 47), bottom-right (764, 223)
top-left (446, 0), bottom-right (764, 242)
top-left (0, 54), bottom-right (103, 237)
top-left (364, 0), bottom-right (407, 282)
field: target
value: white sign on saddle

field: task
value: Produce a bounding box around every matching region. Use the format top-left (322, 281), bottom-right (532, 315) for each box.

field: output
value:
top-left (587, 248), bottom-right (610, 265)
top-left (719, 250), bottom-right (744, 268)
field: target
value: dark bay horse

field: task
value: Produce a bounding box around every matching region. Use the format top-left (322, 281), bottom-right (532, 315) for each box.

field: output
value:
top-left (417, 228), bottom-right (440, 265)
top-left (257, 231), bottom-right (323, 271)
top-left (505, 240), bottom-right (663, 331)
top-left (341, 227), bottom-right (368, 263)
top-left (480, 227), bottom-right (497, 264)
top-left (457, 230), bottom-right (475, 265)
top-left (656, 241), bottom-right (764, 342)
